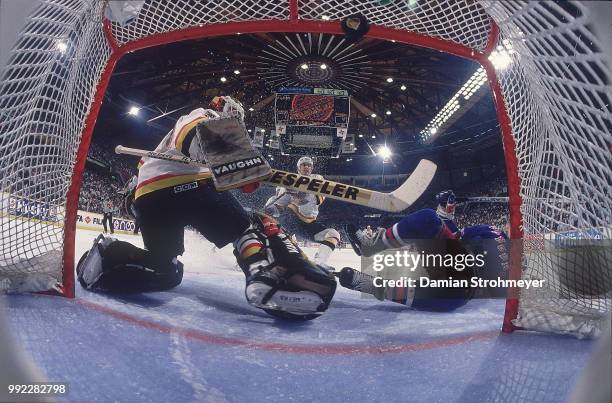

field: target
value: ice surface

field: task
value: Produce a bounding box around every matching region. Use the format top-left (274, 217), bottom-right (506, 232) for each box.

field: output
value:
top-left (0, 227), bottom-right (596, 402)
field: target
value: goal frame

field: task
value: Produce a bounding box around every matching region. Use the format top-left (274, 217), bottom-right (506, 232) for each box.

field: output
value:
top-left (58, 0), bottom-right (524, 329)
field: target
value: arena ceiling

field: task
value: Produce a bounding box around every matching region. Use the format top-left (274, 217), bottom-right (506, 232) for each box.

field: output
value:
top-left (95, 32), bottom-right (502, 172)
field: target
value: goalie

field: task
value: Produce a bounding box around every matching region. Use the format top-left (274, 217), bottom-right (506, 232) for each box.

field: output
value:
top-left (77, 96), bottom-right (336, 320)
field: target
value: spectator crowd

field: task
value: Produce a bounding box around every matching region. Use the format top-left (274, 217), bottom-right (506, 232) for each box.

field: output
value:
top-left (78, 143), bottom-right (138, 218)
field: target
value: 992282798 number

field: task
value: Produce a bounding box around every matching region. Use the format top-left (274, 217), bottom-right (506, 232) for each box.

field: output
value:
top-left (7, 383), bottom-right (68, 395)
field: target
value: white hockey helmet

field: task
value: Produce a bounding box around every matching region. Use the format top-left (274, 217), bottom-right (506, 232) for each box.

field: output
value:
top-left (296, 156), bottom-right (314, 169)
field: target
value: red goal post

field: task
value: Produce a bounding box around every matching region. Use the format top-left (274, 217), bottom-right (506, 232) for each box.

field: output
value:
top-left (0, 0), bottom-right (609, 337)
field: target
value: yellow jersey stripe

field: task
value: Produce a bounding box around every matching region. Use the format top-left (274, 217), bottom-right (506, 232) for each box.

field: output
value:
top-left (174, 116), bottom-right (209, 152)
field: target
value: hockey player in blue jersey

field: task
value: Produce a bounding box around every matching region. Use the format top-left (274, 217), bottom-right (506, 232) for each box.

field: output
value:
top-left (435, 190), bottom-right (459, 237)
top-left (343, 207), bottom-right (509, 311)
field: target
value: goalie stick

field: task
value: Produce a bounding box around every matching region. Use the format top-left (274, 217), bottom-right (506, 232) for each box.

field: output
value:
top-left (115, 145), bottom-right (436, 213)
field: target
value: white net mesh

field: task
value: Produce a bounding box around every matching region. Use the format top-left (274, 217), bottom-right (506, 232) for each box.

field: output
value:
top-left (482, 1), bottom-right (611, 337)
top-left (0, 0), bottom-right (609, 335)
top-left (1, 0), bottom-right (112, 294)
top-left (109, 0), bottom-right (289, 45)
top-left (298, 0), bottom-right (492, 52)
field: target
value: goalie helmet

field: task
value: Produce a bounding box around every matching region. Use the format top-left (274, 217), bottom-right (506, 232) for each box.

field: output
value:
top-left (296, 156), bottom-right (314, 176)
top-left (296, 156), bottom-right (313, 168)
top-left (210, 96), bottom-right (245, 121)
top-left (436, 189), bottom-right (456, 218)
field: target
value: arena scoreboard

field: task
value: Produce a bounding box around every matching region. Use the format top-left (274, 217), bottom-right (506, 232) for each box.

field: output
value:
top-left (274, 87), bottom-right (350, 129)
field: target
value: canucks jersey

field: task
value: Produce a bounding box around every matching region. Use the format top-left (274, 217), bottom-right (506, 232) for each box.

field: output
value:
top-left (135, 108), bottom-right (218, 199)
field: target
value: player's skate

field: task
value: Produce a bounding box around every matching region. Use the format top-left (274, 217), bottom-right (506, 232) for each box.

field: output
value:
top-left (234, 213), bottom-right (337, 320)
top-left (345, 224), bottom-right (387, 257)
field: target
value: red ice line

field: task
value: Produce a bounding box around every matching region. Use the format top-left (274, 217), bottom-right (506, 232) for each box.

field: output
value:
top-left (77, 299), bottom-right (499, 355)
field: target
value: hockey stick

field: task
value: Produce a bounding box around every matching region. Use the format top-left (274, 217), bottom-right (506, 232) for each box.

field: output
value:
top-left (115, 145), bottom-right (436, 213)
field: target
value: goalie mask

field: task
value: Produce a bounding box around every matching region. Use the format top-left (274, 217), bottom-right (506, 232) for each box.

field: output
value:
top-left (210, 96), bottom-right (245, 121)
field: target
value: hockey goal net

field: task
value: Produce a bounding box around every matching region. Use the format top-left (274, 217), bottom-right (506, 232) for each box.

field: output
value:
top-left (0, 0), bottom-right (610, 337)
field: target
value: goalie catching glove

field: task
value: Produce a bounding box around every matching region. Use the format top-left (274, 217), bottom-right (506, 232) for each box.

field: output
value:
top-left (233, 213), bottom-right (337, 320)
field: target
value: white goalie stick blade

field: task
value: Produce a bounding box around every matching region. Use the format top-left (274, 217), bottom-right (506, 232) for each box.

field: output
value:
top-left (264, 159), bottom-right (437, 213)
top-left (368, 159), bottom-right (437, 212)
top-left (115, 146), bottom-right (436, 213)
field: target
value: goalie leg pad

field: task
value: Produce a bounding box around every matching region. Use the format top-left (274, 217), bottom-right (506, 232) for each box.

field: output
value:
top-left (256, 234), bottom-right (336, 318)
top-left (245, 278), bottom-right (326, 318)
top-left (77, 235), bottom-right (183, 292)
top-left (244, 261), bottom-right (337, 320)
top-left (234, 217), bottom-right (337, 319)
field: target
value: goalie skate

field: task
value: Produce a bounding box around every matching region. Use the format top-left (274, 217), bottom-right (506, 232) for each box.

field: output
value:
top-left (198, 117), bottom-right (271, 191)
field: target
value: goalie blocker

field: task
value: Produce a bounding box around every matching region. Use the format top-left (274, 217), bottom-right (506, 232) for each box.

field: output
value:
top-left (199, 117), bottom-right (272, 191)
top-left (203, 96), bottom-right (272, 190)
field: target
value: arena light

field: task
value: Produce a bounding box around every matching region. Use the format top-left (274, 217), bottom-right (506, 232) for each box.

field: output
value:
top-left (233, 69), bottom-right (240, 75)
top-left (386, 110), bottom-right (391, 115)
top-left (400, 85), bottom-right (406, 91)
top-left (247, 129), bottom-right (252, 132)
top-left (220, 76), bottom-right (227, 82)
top-left (386, 77), bottom-right (394, 83)
top-left (320, 63), bottom-right (327, 70)
top-left (489, 40), bottom-right (515, 71)
top-left (301, 63), bottom-right (309, 70)
top-left (371, 113), bottom-right (377, 118)
top-left (248, 107), bottom-right (254, 111)
top-left (377, 145), bottom-right (392, 160)
top-left (56, 40), bottom-right (68, 53)
top-left (358, 134), bottom-right (363, 138)
top-left (420, 63), bottom-right (493, 140)
top-left (128, 106), bottom-right (140, 116)
top-left (489, 48), bottom-right (512, 70)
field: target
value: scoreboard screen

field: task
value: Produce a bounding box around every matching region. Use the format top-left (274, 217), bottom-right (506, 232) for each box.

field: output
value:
top-left (275, 89), bottom-right (349, 128)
